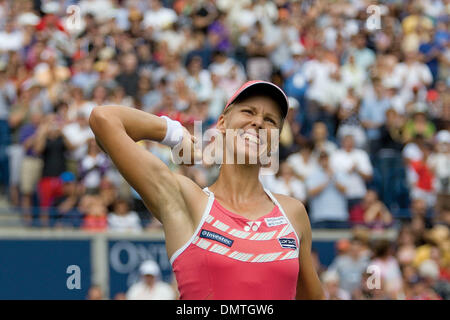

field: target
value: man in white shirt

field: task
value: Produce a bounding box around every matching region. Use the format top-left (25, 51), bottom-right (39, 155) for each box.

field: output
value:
top-left (330, 134), bottom-right (373, 209)
top-left (142, 0), bottom-right (177, 31)
top-left (126, 260), bottom-right (175, 300)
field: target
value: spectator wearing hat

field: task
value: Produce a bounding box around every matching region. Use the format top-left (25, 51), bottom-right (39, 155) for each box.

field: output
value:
top-left (126, 260), bottom-right (175, 300)
top-left (49, 171), bottom-right (82, 228)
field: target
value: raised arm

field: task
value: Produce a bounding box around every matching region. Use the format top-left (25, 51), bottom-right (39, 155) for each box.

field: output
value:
top-left (89, 106), bottom-right (207, 256)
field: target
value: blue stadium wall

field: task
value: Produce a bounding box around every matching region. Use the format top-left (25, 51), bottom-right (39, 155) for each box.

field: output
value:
top-left (0, 238), bottom-right (336, 299)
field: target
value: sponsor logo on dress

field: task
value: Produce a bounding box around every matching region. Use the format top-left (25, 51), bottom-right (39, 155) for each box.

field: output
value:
top-left (264, 216), bottom-right (287, 227)
top-left (200, 229), bottom-right (234, 247)
top-left (244, 221), bottom-right (262, 232)
top-left (278, 238), bottom-right (297, 250)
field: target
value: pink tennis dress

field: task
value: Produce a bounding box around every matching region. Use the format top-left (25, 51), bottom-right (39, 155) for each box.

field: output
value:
top-left (171, 187), bottom-right (300, 300)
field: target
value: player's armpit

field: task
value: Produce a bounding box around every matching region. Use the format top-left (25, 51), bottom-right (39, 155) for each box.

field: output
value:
top-left (89, 106), bottom-right (188, 223)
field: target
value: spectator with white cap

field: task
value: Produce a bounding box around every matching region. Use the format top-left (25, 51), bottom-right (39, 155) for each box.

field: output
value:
top-left (126, 260), bottom-right (175, 300)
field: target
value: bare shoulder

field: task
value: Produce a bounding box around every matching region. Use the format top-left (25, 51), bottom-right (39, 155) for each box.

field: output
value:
top-left (270, 193), bottom-right (311, 238)
top-left (174, 173), bottom-right (210, 223)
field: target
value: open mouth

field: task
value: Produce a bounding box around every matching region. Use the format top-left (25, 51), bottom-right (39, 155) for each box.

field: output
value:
top-left (240, 130), bottom-right (261, 145)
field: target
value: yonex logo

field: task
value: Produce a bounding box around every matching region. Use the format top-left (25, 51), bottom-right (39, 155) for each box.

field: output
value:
top-left (200, 229), bottom-right (234, 247)
top-left (244, 221), bottom-right (261, 232)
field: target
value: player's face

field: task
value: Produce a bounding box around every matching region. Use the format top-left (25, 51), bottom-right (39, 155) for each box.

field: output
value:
top-left (217, 95), bottom-right (282, 165)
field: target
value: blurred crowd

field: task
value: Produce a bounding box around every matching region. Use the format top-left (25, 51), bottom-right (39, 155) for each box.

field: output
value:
top-left (0, 0), bottom-right (448, 299)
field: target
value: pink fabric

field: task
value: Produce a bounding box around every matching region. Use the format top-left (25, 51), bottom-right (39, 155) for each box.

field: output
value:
top-left (223, 80), bottom-right (289, 118)
top-left (172, 191), bottom-right (299, 300)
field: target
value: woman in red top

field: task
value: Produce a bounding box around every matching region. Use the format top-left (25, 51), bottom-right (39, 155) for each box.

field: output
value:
top-left (90, 80), bottom-right (324, 299)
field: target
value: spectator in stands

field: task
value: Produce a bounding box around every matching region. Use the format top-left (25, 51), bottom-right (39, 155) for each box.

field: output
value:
top-left (408, 142), bottom-right (436, 208)
top-left (79, 138), bottom-right (109, 194)
top-left (0, 69), bottom-right (15, 199)
top-left (331, 134), bottom-right (373, 211)
top-left (126, 260), bottom-right (175, 300)
top-left (321, 270), bottom-right (350, 300)
top-left (403, 110), bottom-right (436, 143)
top-left (361, 189), bottom-right (393, 230)
top-left (116, 53), bottom-right (140, 98)
top-left (8, 84), bottom-right (35, 207)
top-left (19, 110), bottom-right (43, 225)
top-left (306, 151), bottom-right (348, 228)
top-left (33, 113), bottom-right (74, 226)
top-left (279, 97), bottom-right (307, 159)
top-left (113, 292), bottom-right (127, 300)
top-left (269, 161), bottom-right (306, 203)
top-left (352, 270), bottom-right (391, 300)
top-left (311, 121), bottom-right (337, 159)
top-left (50, 171), bottom-right (82, 228)
top-left (62, 109), bottom-right (95, 172)
top-left (370, 239), bottom-right (405, 299)
top-left (359, 77), bottom-right (391, 153)
top-left (328, 237), bottom-right (370, 294)
top-left (336, 87), bottom-right (366, 149)
top-left (286, 140), bottom-right (318, 182)
top-left (108, 197), bottom-right (142, 233)
top-left (98, 176), bottom-right (119, 213)
top-left (376, 108), bottom-right (405, 154)
top-left (81, 195), bottom-right (107, 232)
top-left (428, 130), bottom-right (450, 196)
top-left (417, 259), bottom-right (449, 299)
top-left (86, 285), bottom-right (104, 300)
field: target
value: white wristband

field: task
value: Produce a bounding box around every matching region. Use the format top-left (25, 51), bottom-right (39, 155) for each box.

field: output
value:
top-left (160, 116), bottom-right (183, 148)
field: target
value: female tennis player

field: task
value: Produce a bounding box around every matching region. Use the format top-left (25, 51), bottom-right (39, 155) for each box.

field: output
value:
top-left (89, 80), bottom-right (325, 300)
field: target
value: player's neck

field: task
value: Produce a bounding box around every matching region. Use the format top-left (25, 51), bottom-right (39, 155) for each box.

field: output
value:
top-left (210, 164), bottom-right (264, 202)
